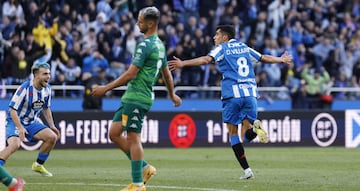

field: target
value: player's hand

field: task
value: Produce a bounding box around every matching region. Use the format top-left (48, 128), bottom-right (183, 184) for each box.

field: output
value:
top-left (281, 51), bottom-right (293, 65)
top-left (91, 86), bottom-right (107, 97)
top-left (170, 94), bottom-right (182, 107)
top-left (168, 56), bottom-right (183, 71)
top-left (18, 127), bottom-right (28, 141)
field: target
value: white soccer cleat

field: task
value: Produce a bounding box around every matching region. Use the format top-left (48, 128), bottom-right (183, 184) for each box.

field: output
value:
top-left (240, 169), bottom-right (254, 180)
top-left (253, 120), bottom-right (269, 143)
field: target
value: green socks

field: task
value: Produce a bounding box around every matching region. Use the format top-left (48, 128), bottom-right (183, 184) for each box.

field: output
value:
top-left (126, 152), bottom-right (148, 168)
top-left (0, 166), bottom-right (14, 187)
top-left (131, 160), bottom-right (143, 184)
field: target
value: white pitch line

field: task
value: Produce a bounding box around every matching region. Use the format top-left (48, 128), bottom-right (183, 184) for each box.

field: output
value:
top-left (29, 182), bottom-right (242, 191)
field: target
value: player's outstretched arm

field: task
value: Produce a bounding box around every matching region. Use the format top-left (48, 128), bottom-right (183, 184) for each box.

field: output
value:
top-left (168, 55), bottom-right (213, 71)
top-left (92, 64), bottom-right (140, 97)
top-left (161, 66), bottom-right (182, 107)
top-left (261, 51), bottom-right (293, 65)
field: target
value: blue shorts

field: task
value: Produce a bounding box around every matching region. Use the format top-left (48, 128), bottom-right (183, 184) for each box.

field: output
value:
top-left (222, 97), bottom-right (257, 125)
top-left (6, 119), bottom-right (48, 143)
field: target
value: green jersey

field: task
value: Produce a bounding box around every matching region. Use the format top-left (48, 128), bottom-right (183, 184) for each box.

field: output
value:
top-left (121, 34), bottom-right (167, 110)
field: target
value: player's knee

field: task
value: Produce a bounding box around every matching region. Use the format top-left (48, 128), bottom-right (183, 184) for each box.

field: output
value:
top-left (7, 138), bottom-right (21, 151)
top-left (109, 132), bottom-right (118, 142)
top-left (44, 133), bottom-right (57, 144)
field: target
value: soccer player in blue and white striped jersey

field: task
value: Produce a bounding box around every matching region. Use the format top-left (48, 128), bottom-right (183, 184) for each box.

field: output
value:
top-left (0, 62), bottom-right (60, 177)
top-left (169, 25), bottom-right (293, 180)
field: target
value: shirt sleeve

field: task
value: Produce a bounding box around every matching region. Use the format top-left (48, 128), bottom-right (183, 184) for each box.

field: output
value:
top-left (9, 86), bottom-right (26, 110)
top-left (208, 45), bottom-right (224, 62)
top-left (249, 47), bottom-right (262, 61)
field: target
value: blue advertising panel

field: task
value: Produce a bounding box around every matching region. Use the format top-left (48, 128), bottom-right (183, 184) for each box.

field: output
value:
top-left (14, 111), bottom-right (345, 150)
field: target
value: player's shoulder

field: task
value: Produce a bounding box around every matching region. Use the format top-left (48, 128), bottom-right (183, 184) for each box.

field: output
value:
top-left (19, 81), bottom-right (31, 90)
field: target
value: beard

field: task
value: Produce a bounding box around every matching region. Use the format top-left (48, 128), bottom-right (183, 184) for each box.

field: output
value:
top-left (140, 27), bottom-right (148, 34)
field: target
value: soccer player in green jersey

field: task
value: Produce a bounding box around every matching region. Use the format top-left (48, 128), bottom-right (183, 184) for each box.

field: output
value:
top-left (92, 6), bottom-right (182, 191)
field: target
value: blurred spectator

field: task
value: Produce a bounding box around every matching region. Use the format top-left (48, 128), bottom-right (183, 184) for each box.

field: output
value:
top-left (82, 68), bottom-right (107, 110)
top-left (201, 63), bottom-right (222, 98)
top-left (262, 38), bottom-right (282, 86)
top-left (2, 0), bottom-right (24, 22)
top-left (90, 11), bottom-right (106, 34)
top-left (0, 16), bottom-right (15, 41)
top-left (267, 0), bottom-right (290, 39)
top-left (96, 0), bottom-right (113, 22)
top-left (310, 35), bottom-right (335, 71)
top-left (32, 16), bottom-right (58, 65)
top-left (182, 0), bottom-right (199, 21)
top-left (333, 71), bottom-right (350, 100)
top-left (52, 32), bottom-right (68, 63)
top-left (81, 27), bottom-right (97, 54)
top-left (84, 1), bottom-right (98, 21)
top-left (351, 60), bottom-right (360, 99)
top-left (10, 49), bottom-right (30, 84)
top-left (301, 64), bottom-right (331, 109)
top-left (112, 0), bottom-right (130, 25)
top-left (107, 36), bottom-right (126, 81)
top-left (53, 57), bottom-right (81, 97)
top-left (250, 10), bottom-right (268, 49)
top-left (184, 16), bottom-right (197, 37)
top-left (76, 13), bottom-right (92, 37)
top-left (81, 51), bottom-right (109, 82)
top-left (23, 1), bottom-right (41, 33)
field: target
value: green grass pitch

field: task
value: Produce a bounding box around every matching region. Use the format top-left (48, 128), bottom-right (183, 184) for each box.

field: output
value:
top-left (4, 147), bottom-right (360, 191)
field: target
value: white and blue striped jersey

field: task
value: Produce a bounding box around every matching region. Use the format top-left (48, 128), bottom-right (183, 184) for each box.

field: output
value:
top-left (7, 80), bottom-right (51, 125)
top-left (208, 39), bottom-right (262, 99)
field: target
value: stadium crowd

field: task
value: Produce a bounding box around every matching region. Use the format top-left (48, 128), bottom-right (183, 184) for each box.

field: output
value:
top-left (1, 0), bottom-right (360, 109)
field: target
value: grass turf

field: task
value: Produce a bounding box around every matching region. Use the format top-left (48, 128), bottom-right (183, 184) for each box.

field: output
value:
top-left (4, 147), bottom-right (360, 191)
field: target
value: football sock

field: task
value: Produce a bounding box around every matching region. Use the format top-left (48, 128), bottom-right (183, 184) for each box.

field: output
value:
top-left (230, 135), bottom-right (249, 170)
top-left (244, 129), bottom-right (257, 143)
top-left (126, 152), bottom-right (148, 168)
top-left (131, 160), bottom-right (143, 184)
top-left (0, 166), bottom-right (14, 187)
top-left (36, 152), bottom-right (49, 165)
top-left (0, 159), bottom-right (5, 166)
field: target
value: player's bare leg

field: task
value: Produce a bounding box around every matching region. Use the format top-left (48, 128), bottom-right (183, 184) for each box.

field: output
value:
top-left (109, 122), bottom-right (129, 152)
top-left (227, 123), bottom-right (254, 179)
top-left (31, 128), bottom-right (57, 177)
top-left (0, 137), bottom-right (21, 163)
top-left (110, 122), bottom-right (155, 185)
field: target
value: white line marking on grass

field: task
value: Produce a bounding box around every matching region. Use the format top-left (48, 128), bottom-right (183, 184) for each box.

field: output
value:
top-left (29, 182), bottom-right (242, 191)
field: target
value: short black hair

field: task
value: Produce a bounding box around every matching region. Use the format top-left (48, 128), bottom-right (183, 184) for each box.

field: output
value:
top-left (216, 25), bottom-right (235, 39)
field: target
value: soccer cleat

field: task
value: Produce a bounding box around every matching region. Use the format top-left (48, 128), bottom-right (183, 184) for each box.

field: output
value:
top-left (8, 178), bottom-right (25, 191)
top-left (143, 165), bottom-right (156, 184)
top-left (253, 120), bottom-right (269, 143)
top-left (32, 162), bottom-right (53, 177)
top-left (240, 169), bottom-right (254, 180)
top-left (120, 183), bottom-right (146, 191)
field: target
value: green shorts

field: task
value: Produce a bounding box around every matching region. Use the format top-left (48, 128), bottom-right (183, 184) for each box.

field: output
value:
top-left (113, 103), bottom-right (149, 133)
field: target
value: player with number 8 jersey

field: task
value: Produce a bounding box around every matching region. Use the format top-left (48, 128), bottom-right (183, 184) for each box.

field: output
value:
top-left (209, 39), bottom-right (261, 99)
top-left (168, 25), bottom-right (293, 181)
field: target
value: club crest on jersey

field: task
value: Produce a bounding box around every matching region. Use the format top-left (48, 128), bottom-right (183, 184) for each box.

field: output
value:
top-left (32, 100), bottom-right (44, 109)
